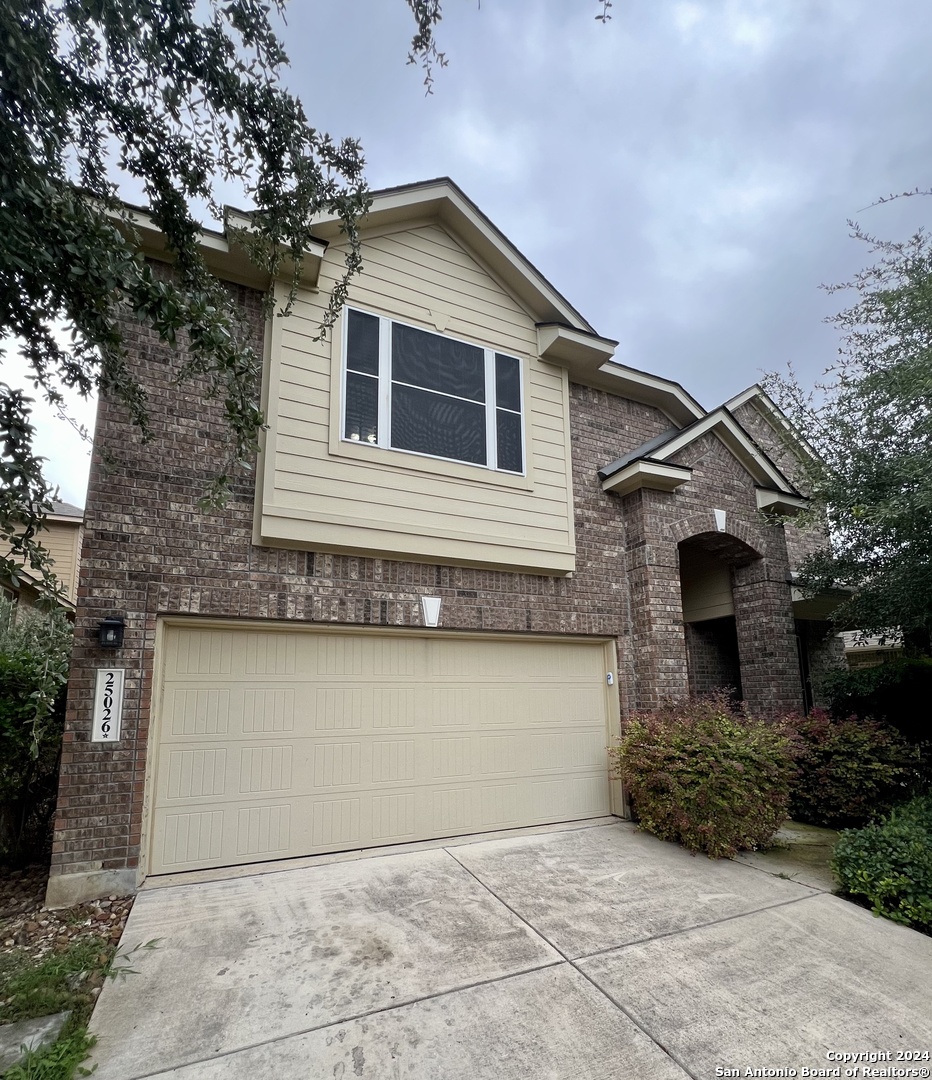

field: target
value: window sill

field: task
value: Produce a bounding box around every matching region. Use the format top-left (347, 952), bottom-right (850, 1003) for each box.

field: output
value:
top-left (328, 434), bottom-right (535, 492)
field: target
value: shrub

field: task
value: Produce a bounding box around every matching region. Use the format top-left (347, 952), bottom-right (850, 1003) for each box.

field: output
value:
top-left (609, 693), bottom-right (795, 858)
top-left (0, 596), bottom-right (73, 863)
top-left (832, 795), bottom-right (932, 935)
top-left (789, 709), bottom-right (920, 828)
top-left (819, 657), bottom-right (932, 745)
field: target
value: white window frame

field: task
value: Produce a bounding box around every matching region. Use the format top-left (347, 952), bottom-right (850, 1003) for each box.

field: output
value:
top-left (341, 308), bottom-right (526, 476)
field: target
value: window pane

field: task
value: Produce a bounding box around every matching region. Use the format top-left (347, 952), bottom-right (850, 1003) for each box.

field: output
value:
top-left (347, 310), bottom-right (380, 376)
top-left (392, 323), bottom-right (485, 402)
top-left (392, 384), bottom-right (486, 465)
top-left (496, 410), bottom-right (523, 473)
top-left (495, 354), bottom-right (521, 412)
top-left (344, 372), bottom-right (379, 443)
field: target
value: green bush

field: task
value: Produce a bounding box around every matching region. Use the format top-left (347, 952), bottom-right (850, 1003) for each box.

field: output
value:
top-left (789, 709), bottom-right (920, 828)
top-left (0, 596), bottom-right (73, 863)
top-left (609, 694), bottom-right (795, 858)
top-left (832, 795), bottom-right (932, 935)
top-left (819, 657), bottom-right (932, 745)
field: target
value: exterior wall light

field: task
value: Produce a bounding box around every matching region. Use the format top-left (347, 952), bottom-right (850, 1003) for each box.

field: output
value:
top-left (97, 616), bottom-right (125, 649)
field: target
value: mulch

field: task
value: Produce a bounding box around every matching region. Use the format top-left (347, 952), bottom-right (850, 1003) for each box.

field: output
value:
top-left (0, 864), bottom-right (134, 964)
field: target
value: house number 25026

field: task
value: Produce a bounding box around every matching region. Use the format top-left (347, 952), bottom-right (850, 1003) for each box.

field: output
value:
top-left (91, 668), bottom-right (125, 742)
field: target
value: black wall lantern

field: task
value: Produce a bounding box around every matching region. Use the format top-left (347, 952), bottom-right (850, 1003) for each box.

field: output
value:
top-left (97, 616), bottom-right (125, 649)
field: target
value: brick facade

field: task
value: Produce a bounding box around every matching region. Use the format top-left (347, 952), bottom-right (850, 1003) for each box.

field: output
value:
top-left (685, 619), bottom-right (742, 699)
top-left (49, 278), bottom-right (822, 900)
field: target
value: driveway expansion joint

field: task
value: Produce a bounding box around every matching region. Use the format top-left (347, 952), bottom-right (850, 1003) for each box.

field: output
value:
top-left (442, 844), bottom-right (697, 1080)
top-left (117, 958), bottom-right (568, 1080)
top-left (569, 890), bottom-right (822, 962)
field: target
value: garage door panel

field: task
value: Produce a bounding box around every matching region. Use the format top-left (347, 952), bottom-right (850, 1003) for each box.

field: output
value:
top-left (155, 732), bottom-right (609, 806)
top-left (150, 626), bottom-right (614, 875)
top-left (168, 630), bottom-right (233, 676)
top-left (153, 773), bottom-right (610, 874)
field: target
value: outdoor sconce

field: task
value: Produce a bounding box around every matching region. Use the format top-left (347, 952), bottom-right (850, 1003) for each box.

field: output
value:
top-left (97, 616), bottom-right (125, 649)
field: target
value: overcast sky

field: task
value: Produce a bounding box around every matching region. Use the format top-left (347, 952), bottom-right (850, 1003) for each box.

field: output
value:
top-left (18, 0), bottom-right (932, 507)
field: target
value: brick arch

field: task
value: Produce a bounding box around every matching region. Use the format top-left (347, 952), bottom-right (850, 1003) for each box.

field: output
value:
top-left (669, 513), bottom-right (762, 561)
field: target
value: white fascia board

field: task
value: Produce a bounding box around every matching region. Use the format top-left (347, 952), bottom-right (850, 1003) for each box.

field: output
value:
top-left (724, 384), bottom-right (820, 463)
top-left (722, 384), bottom-right (764, 412)
top-left (582, 362), bottom-right (706, 426)
top-left (114, 204), bottom-right (328, 290)
top-left (601, 460), bottom-right (693, 496)
top-left (223, 208), bottom-right (327, 288)
top-left (537, 324), bottom-right (618, 369)
top-left (756, 489), bottom-right (809, 515)
top-left (310, 179), bottom-right (598, 332)
top-left (114, 205), bottom-right (272, 289)
top-left (651, 409), bottom-right (796, 492)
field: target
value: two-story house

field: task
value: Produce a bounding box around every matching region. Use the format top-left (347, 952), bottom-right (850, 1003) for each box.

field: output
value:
top-left (47, 179), bottom-right (841, 906)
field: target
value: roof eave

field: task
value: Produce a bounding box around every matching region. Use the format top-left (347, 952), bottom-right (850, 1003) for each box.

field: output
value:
top-left (309, 179), bottom-right (598, 333)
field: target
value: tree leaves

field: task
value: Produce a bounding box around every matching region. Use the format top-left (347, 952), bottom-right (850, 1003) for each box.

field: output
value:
top-left (764, 226), bottom-right (932, 651)
top-left (1, 0), bottom-right (375, 586)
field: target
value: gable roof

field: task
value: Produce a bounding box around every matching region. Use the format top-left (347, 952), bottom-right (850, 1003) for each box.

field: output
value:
top-left (598, 405), bottom-right (807, 510)
top-left (310, 178), bottom-right (598, 333)
top-left (122, 177), bottom-right (711, 424)
top-left (310, 180), bottom-right (708, 425)
top-left (723, 383), bottom-right (819, 462)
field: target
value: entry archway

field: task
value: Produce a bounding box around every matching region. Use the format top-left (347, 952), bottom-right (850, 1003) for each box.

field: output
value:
top-left (678, 531), bottom-right (760, 703)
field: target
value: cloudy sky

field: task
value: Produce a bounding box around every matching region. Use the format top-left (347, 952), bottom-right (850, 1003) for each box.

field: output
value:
top-left (18, 0), bottom-right (932, 506)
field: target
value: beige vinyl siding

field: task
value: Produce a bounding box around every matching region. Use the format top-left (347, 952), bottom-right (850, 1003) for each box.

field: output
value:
top-left (5, 519), bottom-right (81, 604)
top-left (147, 622), bottom-right (617, 875)
top-left (257, 223), bottom-right (576, 574)
top-left (42, 522), bottom-right (81, 602)
top-left (680, 548), bottom-right (735, 623)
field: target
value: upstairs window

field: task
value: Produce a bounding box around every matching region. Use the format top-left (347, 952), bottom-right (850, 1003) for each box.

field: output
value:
top-left (342, 308), bottom-right (525, 474)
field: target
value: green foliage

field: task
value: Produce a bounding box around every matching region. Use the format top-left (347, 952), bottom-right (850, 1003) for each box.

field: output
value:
top-left (818, 657), bottom-right (932, 746)
top-left (789, 709), bottom-right (919, 828)
top-left (832, 795), bottom-right (932, 935)
top-left (609, 694), bottom-right (796, 858)
top-left (1, 1026), bottom-right (95, 1080)
top-left (764, 226), bottom-right (932, 648)
top-left (0, 939), bottom-right (113, 1026)
top-left (0, 0), bottom-right (455, 587)
top-left (0, 935), bottom-right (121, 1079)
top-left (0, 597), bottom-right (73, 863)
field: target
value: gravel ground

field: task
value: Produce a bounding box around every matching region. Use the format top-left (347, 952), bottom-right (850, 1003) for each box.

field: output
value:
top-left (0, 865), bottom-right (133, 963)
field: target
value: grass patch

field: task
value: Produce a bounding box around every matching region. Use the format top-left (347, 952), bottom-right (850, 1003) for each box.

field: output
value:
top-left (0, 937), bottom-right (117, 1078)
top-left (0, 939), bottom-right (115, 1026)
top-left (1, 1024), bottom-right (95, 1079)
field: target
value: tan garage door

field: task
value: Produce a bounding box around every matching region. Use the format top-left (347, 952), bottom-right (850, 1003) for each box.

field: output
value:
top-left (148, 622), bottom-right (615, 875)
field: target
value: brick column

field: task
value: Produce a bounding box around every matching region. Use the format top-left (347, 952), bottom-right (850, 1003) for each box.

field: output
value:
top-left (732, 555), bottom-right (803, 715)
top-left (623, 490), bottom-right (690, 710)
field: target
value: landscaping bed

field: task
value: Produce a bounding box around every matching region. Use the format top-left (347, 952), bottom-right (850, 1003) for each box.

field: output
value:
top-left (0, 865), bottom-right (134, 1077)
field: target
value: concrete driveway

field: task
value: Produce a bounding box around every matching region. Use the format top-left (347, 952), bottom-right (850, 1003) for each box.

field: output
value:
top-left (88, 821), bottom-right (932, 1079)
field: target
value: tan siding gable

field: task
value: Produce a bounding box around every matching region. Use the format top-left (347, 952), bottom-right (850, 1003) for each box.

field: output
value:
top-left (4, 519), bottom-right (81, 604)
top-left (257, 222), bottom-right (576, 573)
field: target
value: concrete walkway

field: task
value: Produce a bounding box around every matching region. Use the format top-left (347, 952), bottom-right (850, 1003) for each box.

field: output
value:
top-left (87, 822), bottom-right (932, 1079)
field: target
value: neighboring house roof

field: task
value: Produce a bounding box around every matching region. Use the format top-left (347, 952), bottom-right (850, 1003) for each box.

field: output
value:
top-left (48, 501), bottom-right (84, 521)
top-left (597, 405), bottom-right (808, 512)
top-left (1, 499), bottom-right (83, 613)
